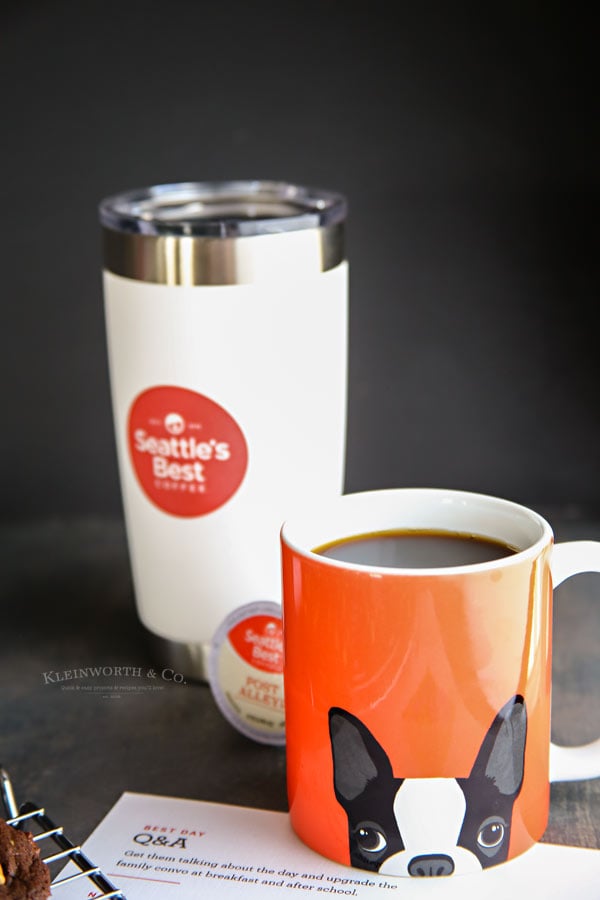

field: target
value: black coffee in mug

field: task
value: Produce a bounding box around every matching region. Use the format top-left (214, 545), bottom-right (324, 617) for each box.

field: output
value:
top-left (316, 529), bottom-right (517, 568)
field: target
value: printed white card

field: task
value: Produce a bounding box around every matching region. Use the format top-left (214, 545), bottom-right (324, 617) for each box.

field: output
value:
top-left (54, 792), bottom-right (599, 899)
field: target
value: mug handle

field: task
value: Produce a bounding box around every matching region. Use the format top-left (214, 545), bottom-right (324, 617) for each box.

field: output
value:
top-left (549, 541), bottom-right (600, 782)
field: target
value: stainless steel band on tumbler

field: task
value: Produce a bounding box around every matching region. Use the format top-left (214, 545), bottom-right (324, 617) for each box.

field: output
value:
top-left (100, 180), bottom-right (346, 286)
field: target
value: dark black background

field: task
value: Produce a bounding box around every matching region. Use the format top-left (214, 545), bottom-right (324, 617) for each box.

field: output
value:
top-left (2, 1), bottom-right (598, 520)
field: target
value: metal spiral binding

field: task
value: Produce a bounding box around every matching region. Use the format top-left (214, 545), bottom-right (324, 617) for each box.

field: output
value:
top-left (1, 767), bottom-right (126, 899)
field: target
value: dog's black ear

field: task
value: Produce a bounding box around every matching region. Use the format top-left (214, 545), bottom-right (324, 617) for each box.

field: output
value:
top-left (329, 708), bottom-right (394, 803)
top-left (469, 695), bottom-right (527, 797)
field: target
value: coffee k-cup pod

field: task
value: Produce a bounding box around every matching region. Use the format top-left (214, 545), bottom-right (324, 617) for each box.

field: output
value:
top-left (209, 601), bottom-right (285, 745)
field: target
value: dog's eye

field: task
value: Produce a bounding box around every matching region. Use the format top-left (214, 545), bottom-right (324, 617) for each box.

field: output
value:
top-left (477, 817), bottom-right (506, 854)
top-left (355, 822), bottom-right (388, 858)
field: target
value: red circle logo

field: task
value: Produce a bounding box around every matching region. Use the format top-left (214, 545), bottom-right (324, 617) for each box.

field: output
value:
top-left (228, 614), bottom-right (284, 674)
top-left (128, 386), bottom-right (248, 517)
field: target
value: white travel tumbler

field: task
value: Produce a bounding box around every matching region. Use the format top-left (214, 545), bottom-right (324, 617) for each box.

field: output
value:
top-left (99, 181), bottom-right (348, 679)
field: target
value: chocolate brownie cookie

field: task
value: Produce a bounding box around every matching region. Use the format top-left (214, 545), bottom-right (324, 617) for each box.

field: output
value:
top-left (0, 818), bottom-right (51, 900)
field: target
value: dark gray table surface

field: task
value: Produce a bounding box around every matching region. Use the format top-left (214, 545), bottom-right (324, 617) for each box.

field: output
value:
top-left (0, 513), bottom-right (598, 855)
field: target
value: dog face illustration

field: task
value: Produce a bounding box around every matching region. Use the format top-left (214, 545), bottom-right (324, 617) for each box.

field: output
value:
top-left (329, 695), bottom-right (527, 877)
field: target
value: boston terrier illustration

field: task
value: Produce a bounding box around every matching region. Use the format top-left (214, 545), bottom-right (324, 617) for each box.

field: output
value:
top-left (329, 695), bottom-right (527, 877)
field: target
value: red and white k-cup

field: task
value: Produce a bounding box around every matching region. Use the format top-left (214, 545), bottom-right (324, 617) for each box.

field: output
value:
top-left (99, 181), bottom-right (348, 679)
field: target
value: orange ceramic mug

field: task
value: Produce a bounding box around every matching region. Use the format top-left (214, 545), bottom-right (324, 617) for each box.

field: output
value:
top-left (281, 488), bottom-right (600, 878)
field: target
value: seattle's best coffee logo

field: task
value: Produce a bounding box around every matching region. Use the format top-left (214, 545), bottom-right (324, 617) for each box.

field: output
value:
top-left (128, 386), bottom-right (248, 518)
top-left (228, 615), bottom-right (284, 675)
